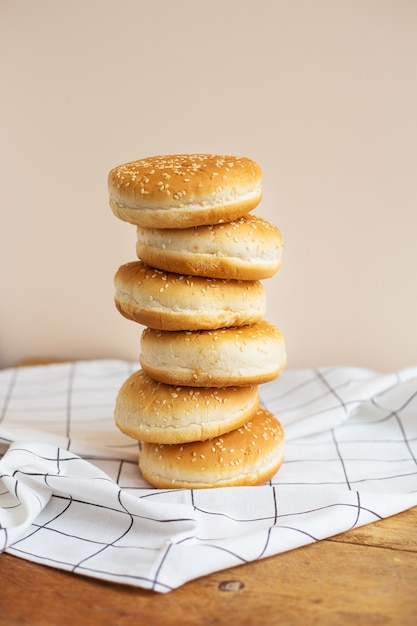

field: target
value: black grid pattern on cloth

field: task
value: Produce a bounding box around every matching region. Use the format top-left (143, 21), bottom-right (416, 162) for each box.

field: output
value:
top-left (0, 359), bottom-right (417, 592)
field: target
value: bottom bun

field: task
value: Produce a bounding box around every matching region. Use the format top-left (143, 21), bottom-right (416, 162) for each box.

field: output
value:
top-left (139, 406), bottom-right (285, 489)
top-left (139, 320), bottom-right (287, 387)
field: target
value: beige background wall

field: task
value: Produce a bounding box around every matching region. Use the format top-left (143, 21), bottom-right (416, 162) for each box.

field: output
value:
top-left (1, 0), bottom-right (416, 371)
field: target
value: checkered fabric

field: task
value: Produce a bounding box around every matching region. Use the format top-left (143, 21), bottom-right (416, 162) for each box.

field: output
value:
top-left (1, 360), bottom-right (416, 592)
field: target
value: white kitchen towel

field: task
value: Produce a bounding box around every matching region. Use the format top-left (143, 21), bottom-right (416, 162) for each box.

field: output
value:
top-left (0, 359), bottom-right (416, 592)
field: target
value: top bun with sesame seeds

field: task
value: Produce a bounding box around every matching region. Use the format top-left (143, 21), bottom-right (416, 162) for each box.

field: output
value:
top-left (114, 260), bottom-right (266, 331)
top-left (108, 154), bottom-right (262, 229)
top-left (114, 369), bottom-right (260, 445)
top-left (138, 406), bottom-right (285, 489)
top-left (136, 214), bottom-right (283, 280)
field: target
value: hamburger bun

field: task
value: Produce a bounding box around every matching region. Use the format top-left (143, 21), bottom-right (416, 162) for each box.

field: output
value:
top-left (114, 261), bottom-right (266, 331)
top-left (108, 154), bottom-right (262, 229)
top-left (139, 320), bottom-right (287, 387)
top-left (139, 406), bottom-right (285, 489)
top-left (114, 369), bottom-right (260, 444)
top-left (136, 214), bottom-right (283, 280)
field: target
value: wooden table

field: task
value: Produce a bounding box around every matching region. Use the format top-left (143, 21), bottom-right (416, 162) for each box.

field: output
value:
top-left (1, 360), bottom-right (417, 625)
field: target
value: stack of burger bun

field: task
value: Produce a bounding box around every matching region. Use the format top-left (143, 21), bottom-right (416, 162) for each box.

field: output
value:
top-left (108, 154), bottom-right (286, 489)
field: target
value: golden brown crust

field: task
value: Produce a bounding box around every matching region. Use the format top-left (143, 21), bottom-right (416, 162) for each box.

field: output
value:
top-left (114, 261), bottom-right (266, 331)
top-left (114, 369), bottom-right (260, 444)
top-left (139, 406), bottom-right (285, 488)
top-left (136, 214), bottom-right (283, 280)
top-left (108, 154), bottom-right (262, 228)
top-left (139, 320), bottom-right (287, 387)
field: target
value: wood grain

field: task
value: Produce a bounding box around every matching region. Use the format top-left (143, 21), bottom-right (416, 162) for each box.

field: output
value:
top-left (1, 360), bottom-right (416, 625)
top-left (329, 506), bottom-right (417, 552)
top-left (1, 508), bottom-right (417, 626)
top-left (1, 509), bottom-right (416, 626)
